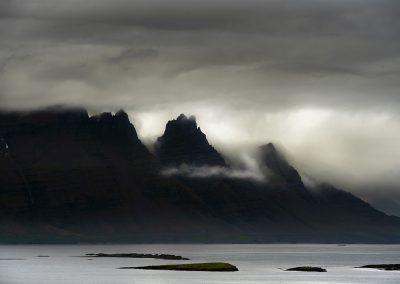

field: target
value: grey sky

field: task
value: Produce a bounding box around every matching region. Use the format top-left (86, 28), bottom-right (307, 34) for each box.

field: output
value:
top-left (1, 0), bottom-right (400, 215)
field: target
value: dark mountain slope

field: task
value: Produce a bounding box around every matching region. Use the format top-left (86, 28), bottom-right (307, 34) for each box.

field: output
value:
top-left (154, 114), bottom-right (226, 167)
top-left (0, 107), bottom-right (400, 243)
top-left (307, 183), bottom-right (400, 242)
top-left (0, 107), bottom-right (156, 212)
top-left (0, 107), bottom-right (235, 242)
top-left (259, 143), bottom-right (304, 190)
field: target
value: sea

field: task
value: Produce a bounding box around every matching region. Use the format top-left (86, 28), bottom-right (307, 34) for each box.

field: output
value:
top-left (0, 244), bottom-right (399, 283)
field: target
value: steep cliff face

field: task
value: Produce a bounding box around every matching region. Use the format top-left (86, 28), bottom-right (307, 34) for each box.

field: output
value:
top-left (0, 107), bottom-right (157, 213)
top-left (1, 107), bottom-right (400, 243)
top-left (154, 114), bottom-right (226, 167)
top-left (259, 143), bottom-right (304, 188)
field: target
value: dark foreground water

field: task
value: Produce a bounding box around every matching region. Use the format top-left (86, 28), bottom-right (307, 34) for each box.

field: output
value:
top-left (0, 244), bottom-right (399, 283)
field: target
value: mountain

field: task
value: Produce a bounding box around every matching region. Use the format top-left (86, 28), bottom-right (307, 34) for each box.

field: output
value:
top-left (0, 107), bottom-right (156, 212)
top-left (1, 107), bottom-right (400, 244)
top-left (154, 114), bottom-right (226, 167)
top-left (259, 143), bottom-right (305, 190)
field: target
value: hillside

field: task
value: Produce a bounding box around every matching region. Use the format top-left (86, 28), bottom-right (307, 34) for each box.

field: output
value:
top-left (0, 107), bottom-right (399, 243)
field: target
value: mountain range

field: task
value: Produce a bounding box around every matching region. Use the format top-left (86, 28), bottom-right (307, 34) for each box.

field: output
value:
top-left (1, 106), bottom-right (399, 243)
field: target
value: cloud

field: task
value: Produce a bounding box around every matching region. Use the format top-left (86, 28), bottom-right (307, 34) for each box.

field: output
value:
top-left (160, 151), bottom-right (266, 182)
top-left (161, 163), bottom-right (266, 183)
top-left (1, 0), bottom-right (400, 214)
top-left (108, 48), bottom-right (158, 64)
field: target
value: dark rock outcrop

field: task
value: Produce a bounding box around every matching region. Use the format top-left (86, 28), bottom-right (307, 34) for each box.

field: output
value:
top-left (259, 143), bottom-right (304, 190)
top-left (154, 114), bottom-right (226, 167)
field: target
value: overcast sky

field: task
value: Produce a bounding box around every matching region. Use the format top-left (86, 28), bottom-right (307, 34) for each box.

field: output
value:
top-left (1, 0), bottom-right (400, 215)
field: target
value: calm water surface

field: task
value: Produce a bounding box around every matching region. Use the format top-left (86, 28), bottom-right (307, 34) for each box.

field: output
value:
top-left (0, 244), bottom-right (399, 283)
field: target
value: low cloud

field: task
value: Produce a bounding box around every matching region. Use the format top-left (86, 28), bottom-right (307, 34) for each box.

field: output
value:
top-left (160, 154), bottom-right (266, 182)
top-left (1, 0), bottom-right (400, 215)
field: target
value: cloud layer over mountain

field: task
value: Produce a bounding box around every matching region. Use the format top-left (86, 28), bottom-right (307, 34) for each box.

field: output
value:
top-left (1, 0), bottom-right (400, 215)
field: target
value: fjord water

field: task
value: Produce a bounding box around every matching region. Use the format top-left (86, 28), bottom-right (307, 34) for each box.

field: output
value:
top-left (0, 244), bottom-right (399, 284)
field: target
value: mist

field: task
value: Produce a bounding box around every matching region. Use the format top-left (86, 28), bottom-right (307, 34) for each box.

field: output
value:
top-left (1, 0), bottom-right (400, 215)
top-left (160, 152), bottom-right (266, 182)
top-left (161, 165), bottom-right (265, 182)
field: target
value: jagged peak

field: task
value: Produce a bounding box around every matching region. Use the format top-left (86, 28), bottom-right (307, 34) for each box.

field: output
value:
top-left (155, 113), bottom-right (226, 167)
top-left (163, 114), bottom-right (201, 137)
top-left (259, 142), bottom-right (305, 190)
top-left (260, 142), bottom-right (278, 154)
top-left (259, 142), bottom-right (291, 169)
top-left (91, 109), bottom-right (130, 124)
top-left (115, 109), bottom-right (129, 119)
top-left (176, 113), bottom-right (196, 122)
top-left (177, 113), bottom-right (187, 120)
top-left (94, 112), bottom-right (113, 121)
top-left (259, 143), bottom-right (285, 163)
top-left (173, 114), bottom-right (198, 129)
top-left (265, 142), bottom-right (276, 150)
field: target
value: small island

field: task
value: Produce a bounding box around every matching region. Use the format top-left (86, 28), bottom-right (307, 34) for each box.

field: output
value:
top-left (286, 266), bottom-right (327, 272)
top-left (84, 253), bottom-right (189, 260)
top-left (356, 264), bottom-right (400, 271)
top-left (119, 262), bottom-right (239, 272)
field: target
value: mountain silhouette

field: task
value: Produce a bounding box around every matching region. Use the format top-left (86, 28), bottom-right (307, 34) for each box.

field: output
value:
top-left (259, 143), bottom-right (307, 192)
top-left (154, 114), bottom-right (226, 167)
top-left (0, 107), bottom-right (399, 244)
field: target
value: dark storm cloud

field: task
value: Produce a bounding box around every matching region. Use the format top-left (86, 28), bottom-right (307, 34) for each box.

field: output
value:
top-left (1, 1), bottom-right (399, 80)
top-left (1, 0), bottom-right (399, 121)
top-left (1, 0), bottom-right (400, 215)
top-left (2, 0), bottom-right (399, 34)
top-left (0, 0), bottom-right (242, 30)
